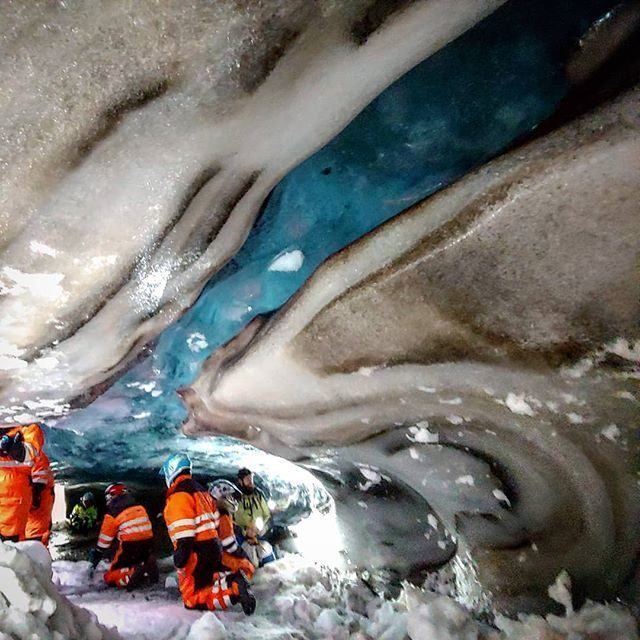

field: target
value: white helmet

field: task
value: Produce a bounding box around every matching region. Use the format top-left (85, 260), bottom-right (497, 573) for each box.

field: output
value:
top-left (208, 479), bottom-right (241, 513)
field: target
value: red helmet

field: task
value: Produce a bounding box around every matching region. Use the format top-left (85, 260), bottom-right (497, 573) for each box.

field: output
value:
top-left (105, 482), bottom-right (127, 502)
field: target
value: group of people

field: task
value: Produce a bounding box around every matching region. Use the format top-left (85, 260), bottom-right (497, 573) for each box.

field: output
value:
top-left (0, 422), bottom-right (55, 545)
top-left (0, 421), bottom-right (274, 616)
top-left (83, 454), bottom-right (276, 615)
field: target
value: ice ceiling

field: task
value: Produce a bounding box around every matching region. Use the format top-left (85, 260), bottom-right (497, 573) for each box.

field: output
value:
top-left (0, 0), bottom-right (639, 617)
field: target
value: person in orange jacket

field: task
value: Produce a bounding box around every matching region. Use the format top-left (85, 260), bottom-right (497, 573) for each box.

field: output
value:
top-left (0, 423), bottom-right (44, 542)
top-left (160, 453), bottom-right (255, 614)
top-left (89, 483), bottom-right (159, 590)
top-left (25, 448), bottom-right (55, 546)
top-left (208, 479), bottom-right (255, 580)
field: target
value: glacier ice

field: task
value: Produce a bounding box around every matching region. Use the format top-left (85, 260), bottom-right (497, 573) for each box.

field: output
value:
top-left (182, 85), bottom-right (640, 611)
top-left (0, 0), bottom-right (637, 634)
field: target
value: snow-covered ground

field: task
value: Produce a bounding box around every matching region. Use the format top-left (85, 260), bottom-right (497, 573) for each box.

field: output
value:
top-left (1, 541), bottom-right (637, 640)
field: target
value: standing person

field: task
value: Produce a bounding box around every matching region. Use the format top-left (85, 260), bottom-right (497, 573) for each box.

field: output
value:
top-left (235, 468), bottom-right (276, 568)
top-left (89, 483), bottom-right (158, 590)
top-left (0, 423), bottom-right (44, 542)
top-left (25, 448), bottom-right (55, 546)
top-left (68, 492), bottom-right (98, 534)
top-left (160, 453), bottom-right (255, 614)
top-left (208, 479), bottom-right (255, 579)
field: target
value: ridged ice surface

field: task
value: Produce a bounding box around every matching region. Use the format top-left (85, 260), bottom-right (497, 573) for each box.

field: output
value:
top-left (0, 0), bottom-right (638, 623)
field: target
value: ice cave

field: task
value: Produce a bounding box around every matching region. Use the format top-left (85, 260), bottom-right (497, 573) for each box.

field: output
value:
top-left (0, 1), bottom-right (639, 638)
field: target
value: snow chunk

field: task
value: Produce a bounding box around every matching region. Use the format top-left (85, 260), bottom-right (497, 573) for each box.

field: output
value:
top-left (0, 355), bottom-right (28, 371)
top-left (600, 424), bottom-right (621, 442)
top-left (566, 412), bottom-right (584, 424)
top-left (493, 489), bottom-right (511, 507)
top-left (417, 386), bottom-right (436, 393)
top-left (35, 356), bottom-right (59, 370)
top-left (439, 397), bottom-right (462, 405)
top-left (184, 612), bottom-right (226, 640)
top-left (505, 393), bottom-right (535, 416)
top-left (186, 332), bottom-right (208, 353)
top-left (408, 423), bottom-right (439, 444)
top-left (358, 465), bottom-right (383, 491)
top-left (30, 240), bottom-right (59, 257)
top-left (455, 475), bottom-right (475, 486)
top-left (406, 586), bottom-right (478, 640)
top-left (1, 267), bottom-right (67, 302)
top-left (358, 366), bottom-right (376, 377)
top-left (0, 542), bottom-right (120, 639)
top-left (268, 249), bottom-right (304, 272)
top-left (165, 575), bottom-right (178, 589)
top-left (427, 514), bottom-right (439, 530)
top-left (446, 415), bottom-right (464, 425)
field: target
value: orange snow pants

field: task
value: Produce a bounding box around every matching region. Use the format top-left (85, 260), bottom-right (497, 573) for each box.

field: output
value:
top-left (222, 551), bottom-right (255, 580)
top-left (179, 552), bottom-right (239, 610)
top-left (25, 486), bottom-right (55, 546)
top-left (104, 539), bottom-right (153, 589)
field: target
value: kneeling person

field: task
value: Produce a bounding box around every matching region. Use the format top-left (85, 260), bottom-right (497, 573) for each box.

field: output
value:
top-left (208, 479), bottom-right (255, 579)
top-left (90, 483), bottom-right (158, 590)
top-left (161, 453), bottom-right (255, 614)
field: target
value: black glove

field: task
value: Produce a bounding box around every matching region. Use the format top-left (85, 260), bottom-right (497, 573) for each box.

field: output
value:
top-left (88, 547), bottom-right (103, 569)
top-left (173, 537), bottom-right (194, 569)
top-left (32, 483), bottom-right (45, 510)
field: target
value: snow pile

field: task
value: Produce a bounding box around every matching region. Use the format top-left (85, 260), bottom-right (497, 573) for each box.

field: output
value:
top-left (48, 552), bottom-right (639, 640)
top-left (0, 541), bottom-right (121, 640)
top-left (405, 571), bottom-right (638, 640)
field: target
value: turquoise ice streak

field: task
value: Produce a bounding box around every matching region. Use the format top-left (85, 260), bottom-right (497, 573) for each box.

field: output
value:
top-left (49, 0), bottom-right (618, 481)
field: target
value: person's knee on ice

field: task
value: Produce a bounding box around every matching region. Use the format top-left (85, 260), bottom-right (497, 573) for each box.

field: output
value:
top-left (89, 483), bottom-right (156, 590)
top-left (161, 453), bottom-right (256, 615)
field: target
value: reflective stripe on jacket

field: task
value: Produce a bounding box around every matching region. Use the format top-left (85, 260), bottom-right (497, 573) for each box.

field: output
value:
top-left (164, 474), bottom-right (220, 548)
top-left (31, 451), bottom-right (54, 488)
top-left (97, 497), bottom-right (153, 549)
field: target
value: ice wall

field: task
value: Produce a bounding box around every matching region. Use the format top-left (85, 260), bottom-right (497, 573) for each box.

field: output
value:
top-left (11, 0), bottom-right (626, 477)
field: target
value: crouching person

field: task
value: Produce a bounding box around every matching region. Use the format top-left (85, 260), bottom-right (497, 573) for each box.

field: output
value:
top-left (208, 480), bottom-right (255, 580)
top-left (89, 483), bottom-right (158, 590)
top-left (161, 453), bottom-right (255, 615)
top-left (235, 468), bottom-right (276, 568)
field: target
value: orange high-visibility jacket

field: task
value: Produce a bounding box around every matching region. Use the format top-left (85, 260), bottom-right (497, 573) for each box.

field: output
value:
top-left (217, 509), bottom-right (239, 555)
top-left (31, 450), bottom-right (54, 489)
top-left (0, 423), bottom-right (44, 476)
top-left (97, 500), bottom-right (153, 550)
top-left (164, 474), bottom-right (220, 548)
top-left (0, 423), bottom-right (44, 496)
top-left (0, 423), bottom-right (45, 539)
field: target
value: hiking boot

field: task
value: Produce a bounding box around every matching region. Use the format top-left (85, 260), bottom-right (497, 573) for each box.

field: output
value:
top-left (230, 571), bottom-right (256, 615)
top-left (143, 556), bottom-right (159, 585)
top-left (126, 563), bottom-right (147, 592)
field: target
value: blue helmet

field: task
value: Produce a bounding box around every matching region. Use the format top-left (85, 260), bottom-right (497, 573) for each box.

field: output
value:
top-left (160, 452), bottom-right (192, 487)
